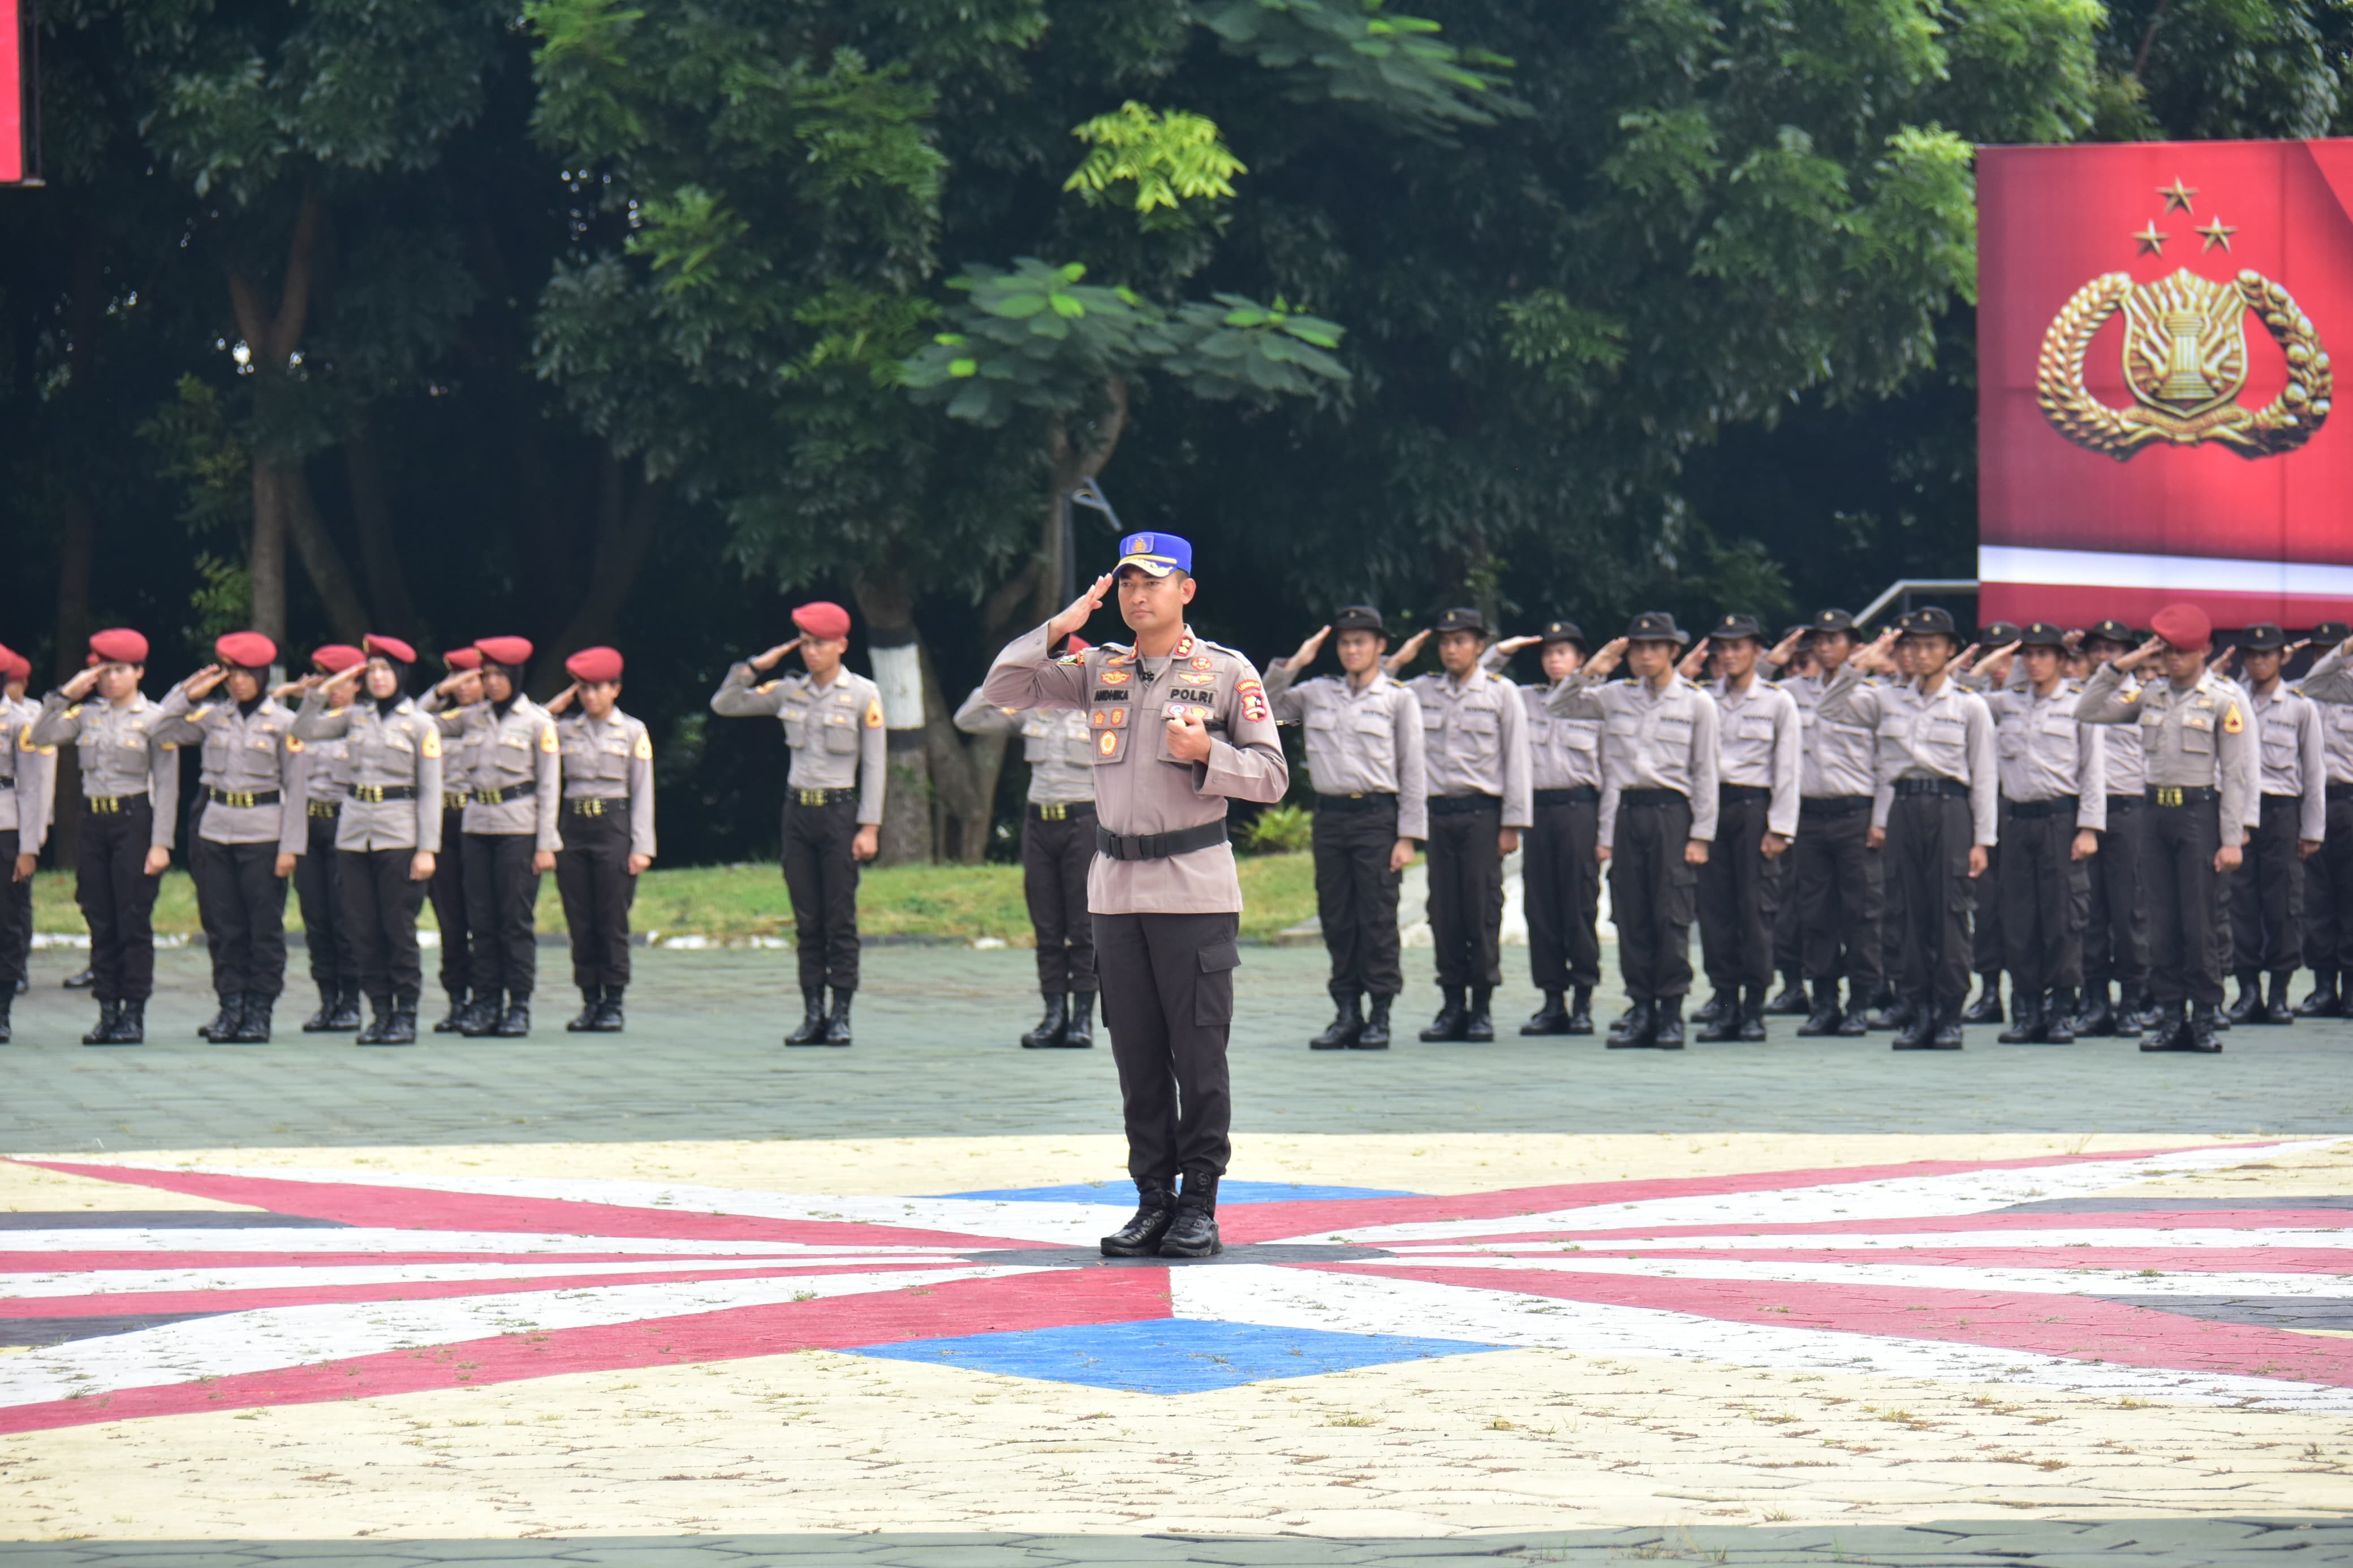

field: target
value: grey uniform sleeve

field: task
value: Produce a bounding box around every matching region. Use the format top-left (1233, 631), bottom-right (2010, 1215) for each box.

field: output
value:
top-left (534, 713), bottom-right (564, 853)
top-left (951, 686), bottom-right (1019, 735)
top-left (1395, 688), bottom-right (1428, 842)
top-left (278, 740), bottom-right (311, 857)
top-left (980, 624), bottom-right (1091, 711)
top-left (1261, 658), bottom-right (1308, 722)
top-left (2300, 701), bottom-right (2328, 843)
top-left (711, 662), bottom-right (789, 718)
top-left (1494, 681), bottom-right (1533, 829)
top-left (1202, 658), bottom-right (1290, 805)
top-left (1965, 696), bottom-right (1998, 846)
top-left (2302, 645), bottom-right (2353, 705)
top-left (2074, 663), bottom-right (2138, 724)
top-left (856, 689), bottom-right (886, 827)
top-left (149, 684), bottom-right (206, 746)
top-left (2214, 693), bottom-right (2252, 849)
top-left (1542, 669), bottom-right (1606, 722)
top-left (2073, 718), bottom-right (2106, 833)
top-left (1767, 692), bottom-right (1802, 839)
top-left (27, 692), bottom-right (82, 748)
top-left (148, 732), bottom-right (180, 851)
top-left (1686, 690), bottom-right (1721, 843)
top-left (630, 725), bottom-right (657, 861)
top-left (291, 690), bottom-right (353, 741)
top-left (15, 733), bottom-right (54, 857)
top-left (416, 733), bottom-right (443, 856)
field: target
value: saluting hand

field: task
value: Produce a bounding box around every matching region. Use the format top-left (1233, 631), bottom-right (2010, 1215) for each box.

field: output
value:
top-left (1856, 627), bottom-right (1901, 674)
top-left (1583, 637), bottom-right (1630, 680)
top-left (2209, 645), bottom-right (2238, 676)
top-left (1046, 574), bottom-right (1113, 645)
top-left (1765, 628), bottom-right (1807, 669)
top-left (1287, 625), bottom-right (1331, 670)
top-left (1491, 634), bottom-right (1541, 658)
top-left (1165, 709), bottom-right (1212, 764)
top-left (1381, 627), bottom-right (1433, 677)
top-left (1677, 638), bottom-right (1712, 682)
top-left (321, 667), bottom-right (363, 705)
top-left (2113, 635), bottom-right (2166, 673)
top-left (750, 637), bottom-right (804, 673)
top-left (59, 667), bottom-right (101, 702)
top-left (545, 683), bottom-right (579, 716)
top-left (182, 664), bottom-right (227, 699)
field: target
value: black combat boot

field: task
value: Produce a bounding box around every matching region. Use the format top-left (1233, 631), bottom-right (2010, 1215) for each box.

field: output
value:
top-left (1419, 986), bottom-right (1469, 1042)
top-left (1960, 973), bottom-right (2004, 1025)
top-left (63, 966), bottom-right (94, 990)
top-left (1100, 1179), bottom-right (1177, 1258)
top-left (301, 983), bottom-right (342, 1034)
top-left (229, 994), bottom-right (274, 1044)
top-left (1797, 979), bottom-right (1842, 1038)
top-left (1355, 995), bottom-right (1392, 1049)
top-left (784, 988), bottom-right (828, 1046)
top-left (1022, 993), bottom-right (1070, 1049)
top-left (2262, 972), bottom-right (2298, 1025)
top-left (2225, 972), bottom-right (2262, 1026)
top-left (106, 999), bottom-right (146, 1044)
top-left (567, 987), bottom-right (604, 1033)
top-left (2074, 982), bottom-right (2115, 1038)
top-left (1463, 987), bottom-right (1496, 1042)
top-left (199, 993), bottom-right (243, 1042)
top-left (1059, 990), bottom-right (1094, 1047)
top-left (326, 986), bottom-right (363, 1030)
top-left (1606, 999), bottom-right (1656, 1048)
top-left (1736, 986), bottom-right (1768, 1042)
top-left (1520, 990), bottom-right (1571, 1036)
top-left (493, 996), bottom-right (532, 1038)
top-left (1997, 990), bottom-right (2043, 1044)
top-left (2139, 1000), bottom-right (2187, 1052)
top-left (0, 994), bottom-right (11, 1043)
top-left (2297, 969), bottom-right (2343, 1017)
top-left (1160, 1172), bottom-right (1222, 1258)
top-left (1310, 991), bottom-right (1363, 1050)
top-left (1930, 996), bottom-right (1966, 1049)
top-left (2184, 1001), bottom-right (2225, 1053)
top-left (456, 991), bottom-right (503, 1038)
top-left (433, 988), bottom-right (469, 1034)
top-left (1866, 992), bottom-right (1913, 1033)
top-left (592, 986), bottom-right (626, 1033)
top-left (1691, 991), bottom-right (1729, 1029)
top-left (81, 999), bottom-right (122, 1046)
top-left (1891, 995), bottom-right (1937, 1050)
top-left (2042, 989), bottom-right (2077, 1044)
top-left (1764, 969), bottom-right (1809, 1016)
top-left (1652, 995), bottom-right (1686, 1049)
top-left (1565, 985), bottom-right (1594, 1035)
top-left (380, 995), bottom-right (420, 1046)
top-left (822, 989), bottom-right (854, 1046)
top-left (1695, 990), bottom-right (1743, 1043)
top-left (356, 995), bottom-right (395, 1046)
top-left (1835, 982), bottom-right (1871, 1036)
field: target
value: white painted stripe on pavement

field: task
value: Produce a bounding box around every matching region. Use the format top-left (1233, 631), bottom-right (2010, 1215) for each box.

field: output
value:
top-left (1379, 1228), bottom-right (2353, 1254)
top-left (1343, 1256), bottom-right (2353, 1296)
top-left (0, 1229), bottom-right (966, 1258)
top-left (0, 1258), bottom-right (935, 1299)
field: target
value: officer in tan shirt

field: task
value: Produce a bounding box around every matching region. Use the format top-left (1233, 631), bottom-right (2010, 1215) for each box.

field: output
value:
top-left (1692, 615), bottom-right (1800, 1043)
top-left (0, 642), bottom-right (53, 1043)
top-left (1485, 621), bottom-right (1603, 1036)
top-left (982, 532), bottom-right (1288, 1261)
top-left (547, 646), bottom-right (656, 1035)
top-left (279, 645), bottom-right (365, 1035)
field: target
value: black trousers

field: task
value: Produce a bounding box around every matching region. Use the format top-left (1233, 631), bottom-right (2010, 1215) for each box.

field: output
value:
top-left (78, 799), bottom-right (160, 1004)
top-left (1697, 792), bottom-right (1783, 992)
top-left (1426, 798), bottom-right (1504, 989)
top-left (464, 832), bottom-right (541, 1001)
top-left (429, 805), bottom-right (471, 997)
top-left (1999, 809), bottom-right (2088, 995)
top-left (1524, 792), bottom-right (1601, 992)
top-left (339, 847), bottom-right (428, 1003)
top-left (1888, 792), bottom-right (1975, 1004)
top-left (294, 813), bottom-right (352, 993)
top-left (2084, 799), bottom-right (2150, 993)
top-left (2147, 800), bottom-right (2225, 1005)
top-left (1973, 808), bottom-right (2006, 977)
top-left (555, 807), bottom-right (636, 992)
top-left (1795, 801), bottom-right (1882, 990)
top-left (11, 864), bottom-right (29, 982)
top-left (0, 830), bottom-right (24, 995)
top-left (2230, 795), bottom-right (2306, 977)
top-left (1096, 909), bottom-right (1237, 1185)
top-left (1610, 793), bottom-right (1696, 1003)
top-left (1772, 871), bottom-right (1802, 976)
top-left (195, 839), bottom-right (289, 997)
top-left (2303, 794), bottom-right (2353, 977)
top-left (1313, 797), bottom-right (1403, 997)
top-left (783, 797), bottom-right (860, 992)
top-left (1024, 804), bottom-right (1097, 994)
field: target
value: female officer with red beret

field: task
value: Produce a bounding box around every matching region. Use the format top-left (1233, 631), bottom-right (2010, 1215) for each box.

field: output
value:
top-left (0, 642), bottom-right (51, 1041)
top-left (278, 646), bottom-right (365, 1032)
top-left (546, 645), bottom-right (656, 1030)
top-left (426, 649), bottom-right (484, 1032)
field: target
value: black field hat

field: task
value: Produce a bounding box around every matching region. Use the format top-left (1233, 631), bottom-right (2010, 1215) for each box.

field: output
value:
top-left (2241, 622), bottom-right (2289, 652)
top-left (2018, 621), bottom-right (2066, 648)
top-left (1900, 606), bottom-right (1960, 640)
top-left (1538, 619), bottom-right (1586, 650)
top-left (1712, 613), bottom-right (1764, 642)
top-left (1331, 605), bottom-right (1385, 634)
top-left (1978, 620), bottom-right (2022, 646)
top-left (1434, 606), bottom-right (1488, 636)
top-left (1810, 608), bottom-right (1857, 633)
top-left (2312, 620), bottom-right (2352, 645)
top-left (1624, 611), bottom-right (1690, 646)
top-left (2084, 617), bottom-right (2138, 646)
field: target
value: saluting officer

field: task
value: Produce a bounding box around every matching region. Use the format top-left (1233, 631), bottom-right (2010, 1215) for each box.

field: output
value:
top-left (954, 637), bottom-right (1102, 1050)
top-left (547, 646), bottom-right (656, 1033)
top-left (1962, 620), bottom-right (2022, 1026)
top-left (2292, 620), bottom-right (2353, 1016)
top-left (2221, 624), bottom-right (2325, 1026)
top-left (1769, 610), bottom-right (1882, 1035)
top-left (983, 532), bottom-right (1288, 1260)
top-left (2076, 603), bottom-right (2252, 1053)
top-left (1548, 612), bottom-right (1720, 1050)
top-left (31, 629), bottom-right (180, 1046)
top-left (283, 646), bottom-right (364, 1033)
top-left (0, 642), bottom-right (54, 1042)
top-left (1763, 624), bottom-right (1817, 1016)
top-left (1485, 621), bottom-right (1602, 1036)
top-left (291, 634), bottom-right (444, 1045)
top-left (1817, 608), bottom-right (1997, 1049)
top-left (1973, 624), bottom-right (2105, 1044)
top-left (427, 648), bottom-right (482, 1033)
top-left (1264, 607), bottom-right (1425, 1051)
top-left (1404, 607), bottom-right (1532, 1044)
top-left (712, 601), bottom-right (885, 1047)
top-left (1689, 615), bottom-right (1799, 1042)
top-left (2072, 621), bottom-right (2152, 1038)
top-left (155, 633), bottom-right (310, 1044)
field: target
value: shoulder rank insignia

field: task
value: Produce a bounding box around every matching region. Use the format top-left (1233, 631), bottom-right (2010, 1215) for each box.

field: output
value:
top-left (2223, 703), bottom-right (2245, 735)
top-left (285, 736), bottom-right (304, 754)
top-left (634, 731), bottom-right (653, 759)
top-left (865, 698), bottom-right (884, 728)
top-left (422, 729), bottom-right (442, 759)
top-left (540, 725), bottom-right (559, 753)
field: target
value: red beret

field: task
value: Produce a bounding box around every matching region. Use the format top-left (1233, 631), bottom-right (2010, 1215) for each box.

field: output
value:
top-left (475, 635), bottom-right (533, 668)
top-left (364, 633), bottom-right (417, 664)
top-left (442, 648), bottom-right (482, 672)
top-left (214, 632), bottom-right (277, 669)
top-left (790, 601), bottom-right (852, 641)
top-left (564, 645), bottom-right (624, 684)
top-left (0, 643), bottom-right (28, 684)
top-left (89, 628), bottom-right (148, 664)
top-left (311, 644), bottom-right (364, 675)
top-left (2151, 602), bottom-right (2213, 651)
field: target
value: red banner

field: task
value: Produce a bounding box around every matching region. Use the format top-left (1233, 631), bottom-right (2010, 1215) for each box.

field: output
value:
top-left (0, 0), bottom-right (20, 185)
top-left (1979, 139), bottom-right (2353, 629)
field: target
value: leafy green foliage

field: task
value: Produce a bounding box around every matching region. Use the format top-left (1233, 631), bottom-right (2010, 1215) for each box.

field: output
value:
top-left (1063, 102), bottom-right (1247, 228)
top-left (1197, 0), bottom-right (1520, 136)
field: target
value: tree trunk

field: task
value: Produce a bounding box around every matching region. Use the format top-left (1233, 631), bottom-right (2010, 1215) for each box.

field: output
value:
top-left (248, 459), bottom-right (292, 645)
top-left (344, 418), bottom-right (422, 636)
top-left (226, 179), bottom-right (325, 653)
top-left (282, 464), bottom-right (372, 642)
top-left (850, 570), bottom-right (933, 866)
top-left (1035, 378), bottom-right (1130, 627)
top-left (46, 489), bottom-right (97, 868)
top-left (530, 448), bottom-right (667, 697)
top-left (919, 636), bottom-right (1007, 865)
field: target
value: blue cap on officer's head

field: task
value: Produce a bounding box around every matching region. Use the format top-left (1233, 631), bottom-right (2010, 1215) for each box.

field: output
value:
top-left (1114, 532), bottom-right (1192, 579)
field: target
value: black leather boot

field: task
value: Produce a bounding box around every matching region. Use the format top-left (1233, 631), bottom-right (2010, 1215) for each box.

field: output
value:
top-left (567, 987), bottom-right (604, 1033)
top-left (1796, 979), bottom-right (1842, 1038)
top-left (456, 991), bottom-right (503, 1038)
top-left (493, 997), bottom-right (532, 1038)
top-left (1892, 995), bottom-right (1937, 1050)
top-left (1764, 969), bottom-right (1809, 1016)
top-left (2136, 1000), bottom-right (2180, 1052)
top-left (1605, 998), bottom-right (1656, 1048)
top-left (2225, 973), bottom-right (2262, 1026)
top-left (2074, 982), bottom-right (2115, 1038)
top-left (2297, 970), bottom-right (2342, 1017)
top-left (2109, 987), bottom-right (2143, 1039)
top-left (356, 995), bottom-right (395, 1046)
top-left (1420, 986), bottom-right (1469, 1042)
top-left (381, 995), bottom-right (420, 1046)
top-left (1998, 990), bottom-right (2043, 1044)
top-left (1691, 991), bottom-right (1729, 1029)
top-left (1160, 1172), bottom-right (1222, 1258)
top-left (1355, 994), bottom-right (1391, 1049)
top-left (0, 995), bottom-right (11, 1044)
top-left (199, 993), bottom-right (243, 1042)
top-left (433, 988), bottom-right (469, 1034)
top-left (1695, 990), bottom-right (1743, 1043)
top-left (1960, 973), bottom-right (2004, 1025)
top-left (1520, 990), bottom-right (1571, 1036)
top-left (1022, 993), bottom-right (1069, 1049)
top-left (1059, 990), bottom-right (1094, 1047)
top-left (81, 999), bottom-right (123, 1046)
top-left (2042, 988), bottom-right (2076, 1044)
top-left (592, 986), bottom-right (626, 1033)
top-left (1930, 996), bottom-right (1966, 1049)
top-left (1100, 1180), bottom-right (1176, 1257)
top-left (2262, 971), bottom-right (2297, 1025)
top-left (63, 966), bottom-right (95, 990)
top-left (326, 986), bottom-right (363, 1030)
top-left (1463, 987), bottom-right (1495, 1042)
top-left (2184, 1001), bottom-right (2225, 1053)
top-left (1736, 987), bottom-right (1768, 1042)
top-left (1310, 991), bottom-right (1363, 1050)
top-left (229, 995), bottom-right (274, 1044)
top-left (1565, 984), bottom-right (1594, 1035)
top-left (1652, 995), bottom-right (1686, 1049)
top-left (784, 988), bottom-right (828, 1046)
top-left (106, 999), bottom-right (146, 1044)
top-left (823, 989), bottom-right (854, 1046)
top-left (1866, 993), bottom-right (1912, 1032)
top-left (301, 983), bottom-right (342, 1033)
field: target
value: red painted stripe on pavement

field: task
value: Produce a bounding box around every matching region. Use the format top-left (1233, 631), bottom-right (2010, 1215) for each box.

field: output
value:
top-left (0, 1268), bottom-right (1171, 1434)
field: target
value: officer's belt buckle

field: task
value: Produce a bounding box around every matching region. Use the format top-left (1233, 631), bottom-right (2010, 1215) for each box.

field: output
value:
top-left (796, 788), bottom-right (837, 807)
top-left (86, 796), bottom-right (123, 815)
top-left (2155, 785), bottom-right (2186, 807)
top-left (573, 798), bottom-right (607, 817)
top-left (1039, 803), bottom-right (1067, 822)
top-left (353, 785), bottom-right (389, 804)
top-left (219, 791), bottom-right (257, 809)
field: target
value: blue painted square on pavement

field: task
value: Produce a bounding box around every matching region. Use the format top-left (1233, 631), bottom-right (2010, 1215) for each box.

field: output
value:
top-left (937, 1180), bottom-right (1420, 1204)
top-left (850, 1317), bottom-right (1502, 1394)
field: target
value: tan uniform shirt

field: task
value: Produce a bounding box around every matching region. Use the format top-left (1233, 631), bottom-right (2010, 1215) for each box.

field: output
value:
top-left (557, 708), bottom-right (657, 859)
top-left (1, 696), bottom-right (56, 853)
top-left (951, 688), bottom-right (1098, 807)
top-left (291, 693), bottom-right (445, 853)
top-left (2249, 683), bottom-right (2326, 841)
top-left (1786, 669), bottom-right (1878, 800)
top-left (1546, 671), bottom-right (1721, 848)
top-left (1710, 676), bottom-right (1802, 839)
top-left (1260, 663), bottom-right (1427, 841)
top-left (30, 692), bottom-right (181, 849)
top-left (301, 724), bottom-right (353, 807)
top-left (710, 664), bottom-right (887, 826)
top-left (2077, 664), bottom-right (2253, 848)
top-left (153, 687), bottom-right (309, 853)
top-left (2214, 673), bottom-right (2262, 830)
top-left (1813, 667), bottom-right (1999, 845)
top-left (425, 696), bottom-right (563, 849)
top-left (1983, 680), bottom-right (2108, 832)
top-left (981, 623), bottom-right (1288, 915)
top-left (1520, 684), bottom-right (1604, 794)
top-left (1408, 668), bottom-right (1533, 828)
top-left (2294, 647), bottom-right (2353, 785)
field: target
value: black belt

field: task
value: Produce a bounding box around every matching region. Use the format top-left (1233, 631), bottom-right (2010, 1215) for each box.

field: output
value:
top-left (2149, 785), bottom-right (2218, 807)
top-left (475, 781), bottom-right (537, 805)
top-left (1800, 795), bottom-right (1873, 818)
top-left (1893, 777), bottom-right (1968, 798)
top-left (1029, 801), bottom-right (1096, 822)
top-left (205, 787), bottom-right (281, 809)
top-left (1534, 786), bottom-right (1600, 806)
top-left (1317, 792), bottom-right (1397, 814)
top-left (1619, 788), bottom-right (1686, 809)
top-left (2329, 783), bottom-right (2353, 802)
top-left (83, 794), bottom-right (146, 814)
top-left (1427, 793), bottom-right (1501, 817)
top-left (0, 777), bottom-right (13, 788)
top-left (565, 796), bottom-right (630, 817)
top-left (348, 784), bottom-right (419, 803)
top-left (308, 800), bottom-right (343, 820)
top-left (1718, 783), bottom-right (1772, 804)
top-left (2105, 794), bottom-right (2144, 814)
top-left (2005, 795), bottom-right (2078, 820)
top-left (2261, 792), bottom-right (2304, 807)
top-left (791, 787), bottom-right (859, 807)
top-left (1096, 819), bottom-right (1228, 861)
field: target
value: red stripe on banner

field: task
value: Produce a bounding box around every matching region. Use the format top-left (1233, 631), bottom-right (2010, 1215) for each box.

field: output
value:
top-left (15, 1161), bottom-right (1032, 1250)
top-left (0, 1267), bottom-right (1171, 1434)
top-left (0, 0), bottom-right (19, 186)
top-left (1386, 1246), bottom-right (2353, 1274)
top-left (1325, 1263), bottom-right (2353, 1388)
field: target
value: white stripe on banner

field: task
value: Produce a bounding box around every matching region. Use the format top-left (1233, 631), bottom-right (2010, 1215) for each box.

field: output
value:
top-left (1979, 545), bottom-right (2353, 597)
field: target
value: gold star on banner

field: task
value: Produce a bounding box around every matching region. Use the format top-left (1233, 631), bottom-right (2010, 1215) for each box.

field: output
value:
top-left (2196, 215), bottom-right (2238, 252)
top-left (2132, 221), bottom-right (2168, 256)
top-left (2158, 178), bottom-right (2199, 213)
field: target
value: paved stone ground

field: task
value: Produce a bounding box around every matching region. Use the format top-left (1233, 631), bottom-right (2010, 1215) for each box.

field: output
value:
top-left (6, 947), bottom-right (2351, 1153)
